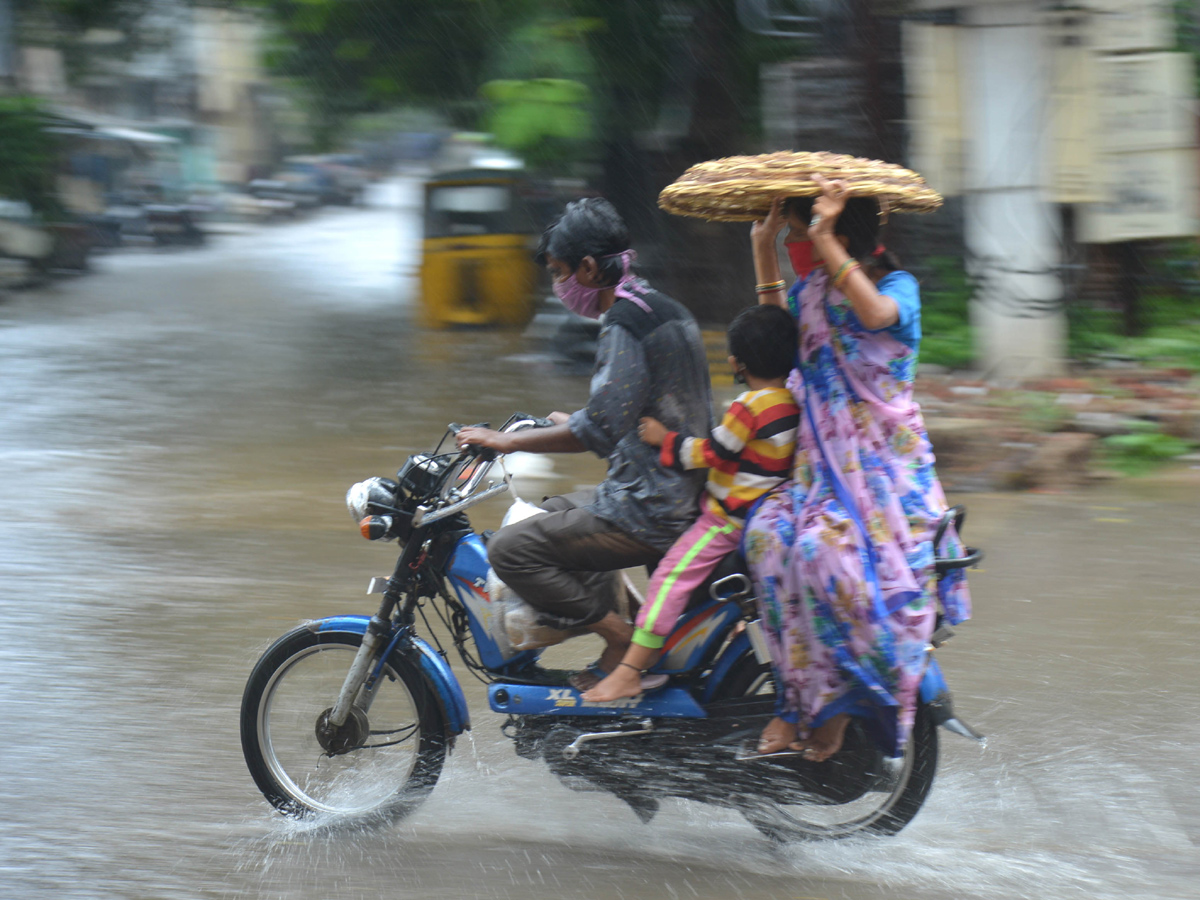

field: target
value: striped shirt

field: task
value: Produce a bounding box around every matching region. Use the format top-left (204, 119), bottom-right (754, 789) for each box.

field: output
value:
top-left (659, 387), bottom-right (800, 520)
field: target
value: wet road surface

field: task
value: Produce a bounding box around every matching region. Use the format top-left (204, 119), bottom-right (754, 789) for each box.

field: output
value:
top-left (1, 181), bottom-right (1198, 899)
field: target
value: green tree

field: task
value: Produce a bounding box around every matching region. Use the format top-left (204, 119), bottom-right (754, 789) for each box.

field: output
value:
top-left (482, 78), bottom-right (593, 170)
top-left (244, 0), bottom-right (544, 147)
top-left (245, 0), bottom-right (788, 157)
top-left (480, 12), bottom-right (600, 171)
top-left (0, 97), bottom-right (60, 215)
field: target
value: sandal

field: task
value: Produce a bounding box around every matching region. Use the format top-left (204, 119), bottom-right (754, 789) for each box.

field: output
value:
top-left (619, 662), bottom-right (669, 693)
top-left (638, 672), bottom-right (669, 692)
top-left (756, 717), bottom-right (800, 755)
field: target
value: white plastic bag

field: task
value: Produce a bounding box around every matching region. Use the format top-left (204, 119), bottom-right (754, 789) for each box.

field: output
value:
top-left (486, 499), bottom-right (579, 652)
top-left (486, 496), bottom-right (636, 654)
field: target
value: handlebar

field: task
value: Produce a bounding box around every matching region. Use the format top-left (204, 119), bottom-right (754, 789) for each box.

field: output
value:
top-left (933, 504), bottom-right (983, 574)
top-left (412, 414), bottom-right (555, 527)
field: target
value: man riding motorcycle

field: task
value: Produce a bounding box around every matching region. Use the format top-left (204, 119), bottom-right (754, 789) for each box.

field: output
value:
top-left (455, 197), bottom-right (713, 689)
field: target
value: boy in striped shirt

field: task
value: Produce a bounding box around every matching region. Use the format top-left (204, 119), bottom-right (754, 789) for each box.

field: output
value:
top-left (583, 304), bottom-right (800, 702)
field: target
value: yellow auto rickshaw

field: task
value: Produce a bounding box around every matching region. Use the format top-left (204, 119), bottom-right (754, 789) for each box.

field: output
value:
top-left (418, 167), bottom-right (540, 328)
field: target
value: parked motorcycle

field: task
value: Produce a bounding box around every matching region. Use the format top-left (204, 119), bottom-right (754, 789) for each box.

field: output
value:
top-left (240, 415), bottom-right (983, 840)
top-left (144, 204), bottom-right (206, 247)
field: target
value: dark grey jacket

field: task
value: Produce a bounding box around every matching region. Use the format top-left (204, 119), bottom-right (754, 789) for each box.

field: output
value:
top-left (568, 283), bottom-right (713, 552)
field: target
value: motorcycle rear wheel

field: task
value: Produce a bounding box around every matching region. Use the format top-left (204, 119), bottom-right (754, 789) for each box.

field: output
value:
top-left (240, 628), bottom-right (446, 820)
top-left (715, 651), bottom-right (937, 841)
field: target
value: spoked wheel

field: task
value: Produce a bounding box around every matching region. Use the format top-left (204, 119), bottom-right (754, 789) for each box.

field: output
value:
top-left (715, 651), bottom-right (937, 841)
top-left (240, 628), bottom-right (446, 820)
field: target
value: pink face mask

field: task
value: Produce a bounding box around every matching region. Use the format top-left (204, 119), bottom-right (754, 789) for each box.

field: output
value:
top-left (554, 250), bottom-right (635, 319)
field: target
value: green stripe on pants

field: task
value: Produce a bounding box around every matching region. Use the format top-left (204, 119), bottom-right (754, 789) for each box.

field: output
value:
top-left (642, 521), bottom-right (736, 636)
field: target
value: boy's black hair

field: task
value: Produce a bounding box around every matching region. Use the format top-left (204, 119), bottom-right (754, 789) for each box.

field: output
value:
top-left (781, 195), bottom-right (900, 272)
top-left (535, 197), bottom-right (632, 287)
top-left (727, 305), bottom-right (798, 380)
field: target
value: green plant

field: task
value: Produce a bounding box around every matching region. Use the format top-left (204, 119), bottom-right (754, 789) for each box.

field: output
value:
top-left (917, 255), bottom-right (973, 369)
top-left (479, 13), bottom-right (600, 171)
top-left (482, 78), bottom-right (593, 170)
top-left (1100, 429), bottom-right (1195, 476)
top-left (1068, 239), bottom-right (1200, 371)
top-left (988, 391), bottom-right (1073, 433)
top-left (1066, 300), bottom-right (1124, 359)
top-left (0, 97), bottom-right (60, 216)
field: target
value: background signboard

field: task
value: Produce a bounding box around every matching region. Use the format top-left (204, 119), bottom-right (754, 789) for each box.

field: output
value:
top-left (1080, 51), bottom-right (1199, 242)
top-left (1048, 11), bottom-right (1102, 203)
top-left (1078, 147), bottom-right (1200, 242)
top-left (1097, 52), bottom-right (1196, 152)
top-left (902, 22), bottom-right (964, 197)
top-left (1091, 0), bottom-right (1174, 54)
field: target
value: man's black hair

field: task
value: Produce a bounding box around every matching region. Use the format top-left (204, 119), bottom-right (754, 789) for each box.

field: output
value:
top-left (536, 197), bottom-right (632, 287)
top-left (781, 195), bottom-right (899, 272)
top-left (727, 305), bottom-right (798, 380)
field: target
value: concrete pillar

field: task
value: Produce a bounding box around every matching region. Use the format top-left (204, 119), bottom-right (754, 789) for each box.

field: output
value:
top-left (961, 1), bottom-right (1067, 380)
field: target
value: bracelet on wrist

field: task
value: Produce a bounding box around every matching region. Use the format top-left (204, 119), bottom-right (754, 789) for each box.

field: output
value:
top-left (832, 260), bottom-right (861, 290)
top-left (755, 280), bottom-right (787, 294)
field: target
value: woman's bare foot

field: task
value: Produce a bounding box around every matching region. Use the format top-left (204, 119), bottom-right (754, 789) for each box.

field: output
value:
top-left (582, 664), bottom-right (644, 702)
top-left (757, 717), bottom-right (801, 754)
top-left (793, 713), bottom-right (850, 762)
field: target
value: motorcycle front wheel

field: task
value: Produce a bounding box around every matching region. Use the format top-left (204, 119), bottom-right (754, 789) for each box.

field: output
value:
top-left (240, 628), bottom-right (446, 820)
top-left (715, 651), bottom-right (937, 841)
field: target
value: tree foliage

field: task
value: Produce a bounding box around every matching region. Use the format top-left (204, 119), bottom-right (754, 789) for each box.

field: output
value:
top-left (18, 0), bottom-right (149, 30)
top-left (480, 13), bottom-right (600, 169)
top-left (244, 0), bottom-right (789, 156)
top-left (0, 97), bottom-right (60, 215)
top-left (243, 0), bottom-right (543, 145)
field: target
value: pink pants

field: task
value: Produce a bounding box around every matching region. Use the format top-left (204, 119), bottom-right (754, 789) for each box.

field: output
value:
top-left (632, 507), bottom-right (742, 649)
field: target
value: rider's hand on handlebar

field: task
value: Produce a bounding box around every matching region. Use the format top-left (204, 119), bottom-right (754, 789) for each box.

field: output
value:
top-left (547, 411), bottom-right (571, 426)
top-left (455, 426), bottom-right (517, 455)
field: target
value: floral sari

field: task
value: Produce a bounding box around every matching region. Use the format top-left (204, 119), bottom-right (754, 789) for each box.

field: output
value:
top-left (743, 270), bottom-right (971, 756)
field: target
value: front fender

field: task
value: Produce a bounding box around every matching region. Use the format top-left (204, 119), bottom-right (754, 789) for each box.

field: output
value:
top-left (309, 616), bottom-right (470, 735)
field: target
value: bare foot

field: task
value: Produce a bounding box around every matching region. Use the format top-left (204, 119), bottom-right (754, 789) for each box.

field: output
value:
top-left (588, 611), bottom-right (632, 674)
top-left (582, 664), bottom-right (643, 702)
top-left (757, 717), bottom-right (801, 754)
top-left (793, 713), bottom-right (850, 762)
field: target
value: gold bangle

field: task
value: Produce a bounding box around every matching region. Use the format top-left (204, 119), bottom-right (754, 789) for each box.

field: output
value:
top-left (755, 280), bottom-right (786, 293)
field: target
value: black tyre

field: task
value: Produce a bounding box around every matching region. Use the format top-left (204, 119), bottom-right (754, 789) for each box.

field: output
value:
top-left (240, 627), bottom-right (446, 819)
top-left (714, 650), bottom-right (937, 840)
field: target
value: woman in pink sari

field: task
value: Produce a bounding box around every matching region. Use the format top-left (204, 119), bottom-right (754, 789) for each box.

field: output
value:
top-left (746, 176), bottom-right (971, 759)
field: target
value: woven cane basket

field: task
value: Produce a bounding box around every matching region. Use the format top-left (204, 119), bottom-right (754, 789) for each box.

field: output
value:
top-left (658, 151), bottom-right (942, 222)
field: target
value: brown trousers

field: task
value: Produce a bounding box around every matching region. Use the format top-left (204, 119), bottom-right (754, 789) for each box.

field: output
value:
top-left (486, 491), bottom-right (662, 629)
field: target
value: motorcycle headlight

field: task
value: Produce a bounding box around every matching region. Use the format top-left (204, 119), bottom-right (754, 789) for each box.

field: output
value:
top-left (345, 477), bottom-right (400, 522)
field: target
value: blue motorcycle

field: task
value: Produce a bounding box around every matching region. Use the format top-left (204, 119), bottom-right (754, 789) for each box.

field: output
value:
top-left (240, 415), bottom-right (982, 840)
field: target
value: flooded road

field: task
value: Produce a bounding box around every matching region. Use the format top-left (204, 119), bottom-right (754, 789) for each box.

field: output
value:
top-left (1, 180), bottom-right (1197, 899)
